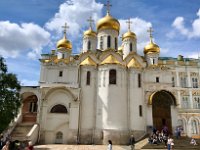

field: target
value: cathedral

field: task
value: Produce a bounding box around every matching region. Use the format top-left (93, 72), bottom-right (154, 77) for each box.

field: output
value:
top-left (17, 1), bottom-right (200, 145)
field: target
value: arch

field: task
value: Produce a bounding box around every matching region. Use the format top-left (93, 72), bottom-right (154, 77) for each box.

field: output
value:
top-left (150, 90), bottom-right (176, 134)
top-left (21, 94), bottom-right (38, 122)
top-left (109, 69), bottom-right (117, 84)
top-left (148, 90), bottom-right (176, 105)
top-left (50, 104), bottom-right (68, 113)
top-left (44, 87), bottom-right (76, 101)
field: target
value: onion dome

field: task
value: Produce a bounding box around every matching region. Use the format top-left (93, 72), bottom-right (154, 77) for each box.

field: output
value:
top-left (144, 27), bottom-right (160, 54)
top-left (144, 42), bottom-right (160, 54)
top-left (56, 36), bottom-right (72, 50)
top-left (97, 13), bottom-right (120, 33)
top-left (84, 28), bottom-right (97, 37)
top-left (56, 23), bottom-right (72, 50)
top-left (122, 31), bottom-right (136, 40)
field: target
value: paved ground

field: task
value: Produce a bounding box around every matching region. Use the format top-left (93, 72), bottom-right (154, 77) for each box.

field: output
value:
top-left (34, 138), bottom-right (149, 150)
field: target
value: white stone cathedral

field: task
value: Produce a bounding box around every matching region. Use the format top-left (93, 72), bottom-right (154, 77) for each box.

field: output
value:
top-left (18, 2), bottom-right (200, 145)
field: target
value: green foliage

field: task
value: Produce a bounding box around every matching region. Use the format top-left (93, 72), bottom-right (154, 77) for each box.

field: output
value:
top-left (0, 57), bottom-right (21, 133)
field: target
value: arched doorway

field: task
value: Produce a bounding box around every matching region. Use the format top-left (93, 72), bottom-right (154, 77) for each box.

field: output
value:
top-left (151, 90), bottom-right (176, 134)
top-left (22, 95), bottom-right (38, 122)
top-left (55, 131), bottom-right (63, 144)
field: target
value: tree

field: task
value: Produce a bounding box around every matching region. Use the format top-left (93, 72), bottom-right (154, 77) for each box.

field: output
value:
top-left (0, 57), bottom-right (21, 133)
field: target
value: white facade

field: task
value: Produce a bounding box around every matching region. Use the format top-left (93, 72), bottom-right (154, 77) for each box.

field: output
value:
top-left (20, 11), bottom-right (200, 145)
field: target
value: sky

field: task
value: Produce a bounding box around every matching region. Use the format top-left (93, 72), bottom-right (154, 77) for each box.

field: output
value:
top-left (0, 0), bottom-right (200, 86)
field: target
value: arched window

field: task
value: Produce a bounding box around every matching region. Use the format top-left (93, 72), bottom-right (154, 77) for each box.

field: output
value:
top-left (130, 43), bottom-right (133, 52)
top-left (109, 69), bottom-right (116, 84)
top-left (191, 120), bottom-right (198, 134)
top-left (115, 37), bottom-right (118, 50)
top-left (100, 36), bottom-right (103, 49)
top-left (86, 71), bottom-right (91, 85)
top-left (107, 35), bottom-right (111, 48)
top-left (88, 41), bottom-right (91, 50)
top-left (50, 104), bottom-right (68, 113)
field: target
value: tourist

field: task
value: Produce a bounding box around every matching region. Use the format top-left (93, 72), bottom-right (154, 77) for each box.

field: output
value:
top-left (129, 135), bottom-right (135, 150)
top-left (2, 141), bottom-right (9, 150)
top-left (107, 140), bottom-right (112, 150)
top-left (26, 141), bottom-right (34, 150)
top-left (190, 138), bottom-right (198, 145)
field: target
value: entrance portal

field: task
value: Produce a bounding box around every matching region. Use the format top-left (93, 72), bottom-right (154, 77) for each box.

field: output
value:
top-left (151, 91), bottom-right (175, 134)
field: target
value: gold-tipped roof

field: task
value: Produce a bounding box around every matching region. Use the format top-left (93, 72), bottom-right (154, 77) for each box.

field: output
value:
top-left (97, 13), bottom-right (120, 33)
top-left (84, 29), bottom-right (97, 37)
top-left (122, 31), bottom-right (136, 40)
top-left (100, 54), bottom-right (121, 65)
top-left (127, 58), bottom-right (141, 68)
top-left (56, 23), bottom-right (72, 50)
top-left (80, 57), bottom-right (97, 66)
top-left (84, 17), bottom-right (97, 37)
top-left (97, 1), bottom-right (120, 33)
top-left (122, 18), bottom-right (136, 40)
top-left (144, 27), bottom-right (160, 54)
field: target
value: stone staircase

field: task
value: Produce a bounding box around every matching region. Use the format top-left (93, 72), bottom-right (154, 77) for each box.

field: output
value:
top-left (141, 136), bottom-right (200, 149)
top-left (11, 123), bottom-right (34, 141)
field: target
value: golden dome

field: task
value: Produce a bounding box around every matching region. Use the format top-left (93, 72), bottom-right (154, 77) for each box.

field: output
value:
top-left (97, 13), bottom-right (120, 33)
top-left (83, 28), bottom-right (97, 37)
top-left (56, 36), bottom-right (72, 50)
top-left (144, 41), bottom-right (160, 54)
top-left (122, 31), bottom-right (136, 40)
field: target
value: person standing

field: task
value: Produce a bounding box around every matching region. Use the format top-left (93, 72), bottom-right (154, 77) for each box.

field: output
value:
top-left (107, 140), bottom-right (112, 150)
top-left (129, 135), bottom-right (135, 150)
top-left (2, 141), bottom-right (9, 150)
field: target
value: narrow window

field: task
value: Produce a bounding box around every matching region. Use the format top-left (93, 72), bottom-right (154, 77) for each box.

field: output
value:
top-left (115, 37), bottom-right (118, 50)
top-left (88, 41), bottom-right (91, 50)
top-left (107, 35), bottom-right (111, 48)
top-left (62, 54), bottom-right (65, 59)
top-left (100, 36), bottom-right (103, 49)
top-left (86, 71), bottom-right (91, 85)
top-left (59, 71), bottom-right (63, 77)
top-left (156, 77), bottom-right (159, 83)
top-left (109, 69), bottom-right (116, 84)
top-left (153, 59), bottom-right (155, 64)
top-left (138, 73), bottom-right (141, 88)
top-left (29, 102), bottom-right (37, 113)
top-left (139, 105), bottom-right (143, 117)
top-left (130, 43), bottom-right (133, 52)
top-left (172, 77), bottom-right (175, 87)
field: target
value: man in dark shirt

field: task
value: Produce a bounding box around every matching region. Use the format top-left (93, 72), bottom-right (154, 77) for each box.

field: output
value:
top-left (129, 135), bottom-right (135, 150)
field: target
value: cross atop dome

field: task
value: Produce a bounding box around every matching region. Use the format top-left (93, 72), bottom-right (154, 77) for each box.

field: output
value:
top-left (62, 22), bottom-right (69, 38)
top-left (87, 16), bottom-right (94, 30)
top-left (126, 18), bottom-right (132, 31)
top-left (104, 0), bottom-right (112, 15)
top-left (147, 27), bottom-right (154, 43)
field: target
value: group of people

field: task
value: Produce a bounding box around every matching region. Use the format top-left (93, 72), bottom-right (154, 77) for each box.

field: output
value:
top-left (148, 127), bottom-right (175, 150)
top-left (0, 134), bottom-right (33, 150)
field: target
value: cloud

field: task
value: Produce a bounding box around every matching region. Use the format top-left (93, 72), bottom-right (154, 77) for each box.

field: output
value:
top-left (119, 18), bottom-right (152, 53)
top-left (45, 0), bottom-right (103, 40)
top-left (0, 21), bottom-right (50, 59)
top-left (170, 8), bottom-right (200, 39)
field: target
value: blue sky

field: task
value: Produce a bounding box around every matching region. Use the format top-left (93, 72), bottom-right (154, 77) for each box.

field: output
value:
top-left (0, 0), bottom-right (200, 85)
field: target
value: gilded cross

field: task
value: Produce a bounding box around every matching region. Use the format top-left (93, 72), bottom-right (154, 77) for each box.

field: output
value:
top-left (104, 0), bottom-right (112, 14)
top-left (147, 27), bottom-right (154, 42)
top-left (62, 22), bottom-right (69, 38)
top-left (87, 16), bottom-right (94, 29)
top-left (126, 18), bottom-right (132, 31)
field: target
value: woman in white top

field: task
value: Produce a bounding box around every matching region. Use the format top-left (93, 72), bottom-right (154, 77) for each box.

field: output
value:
top-left (107, 140), bottom-right (112, 150)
